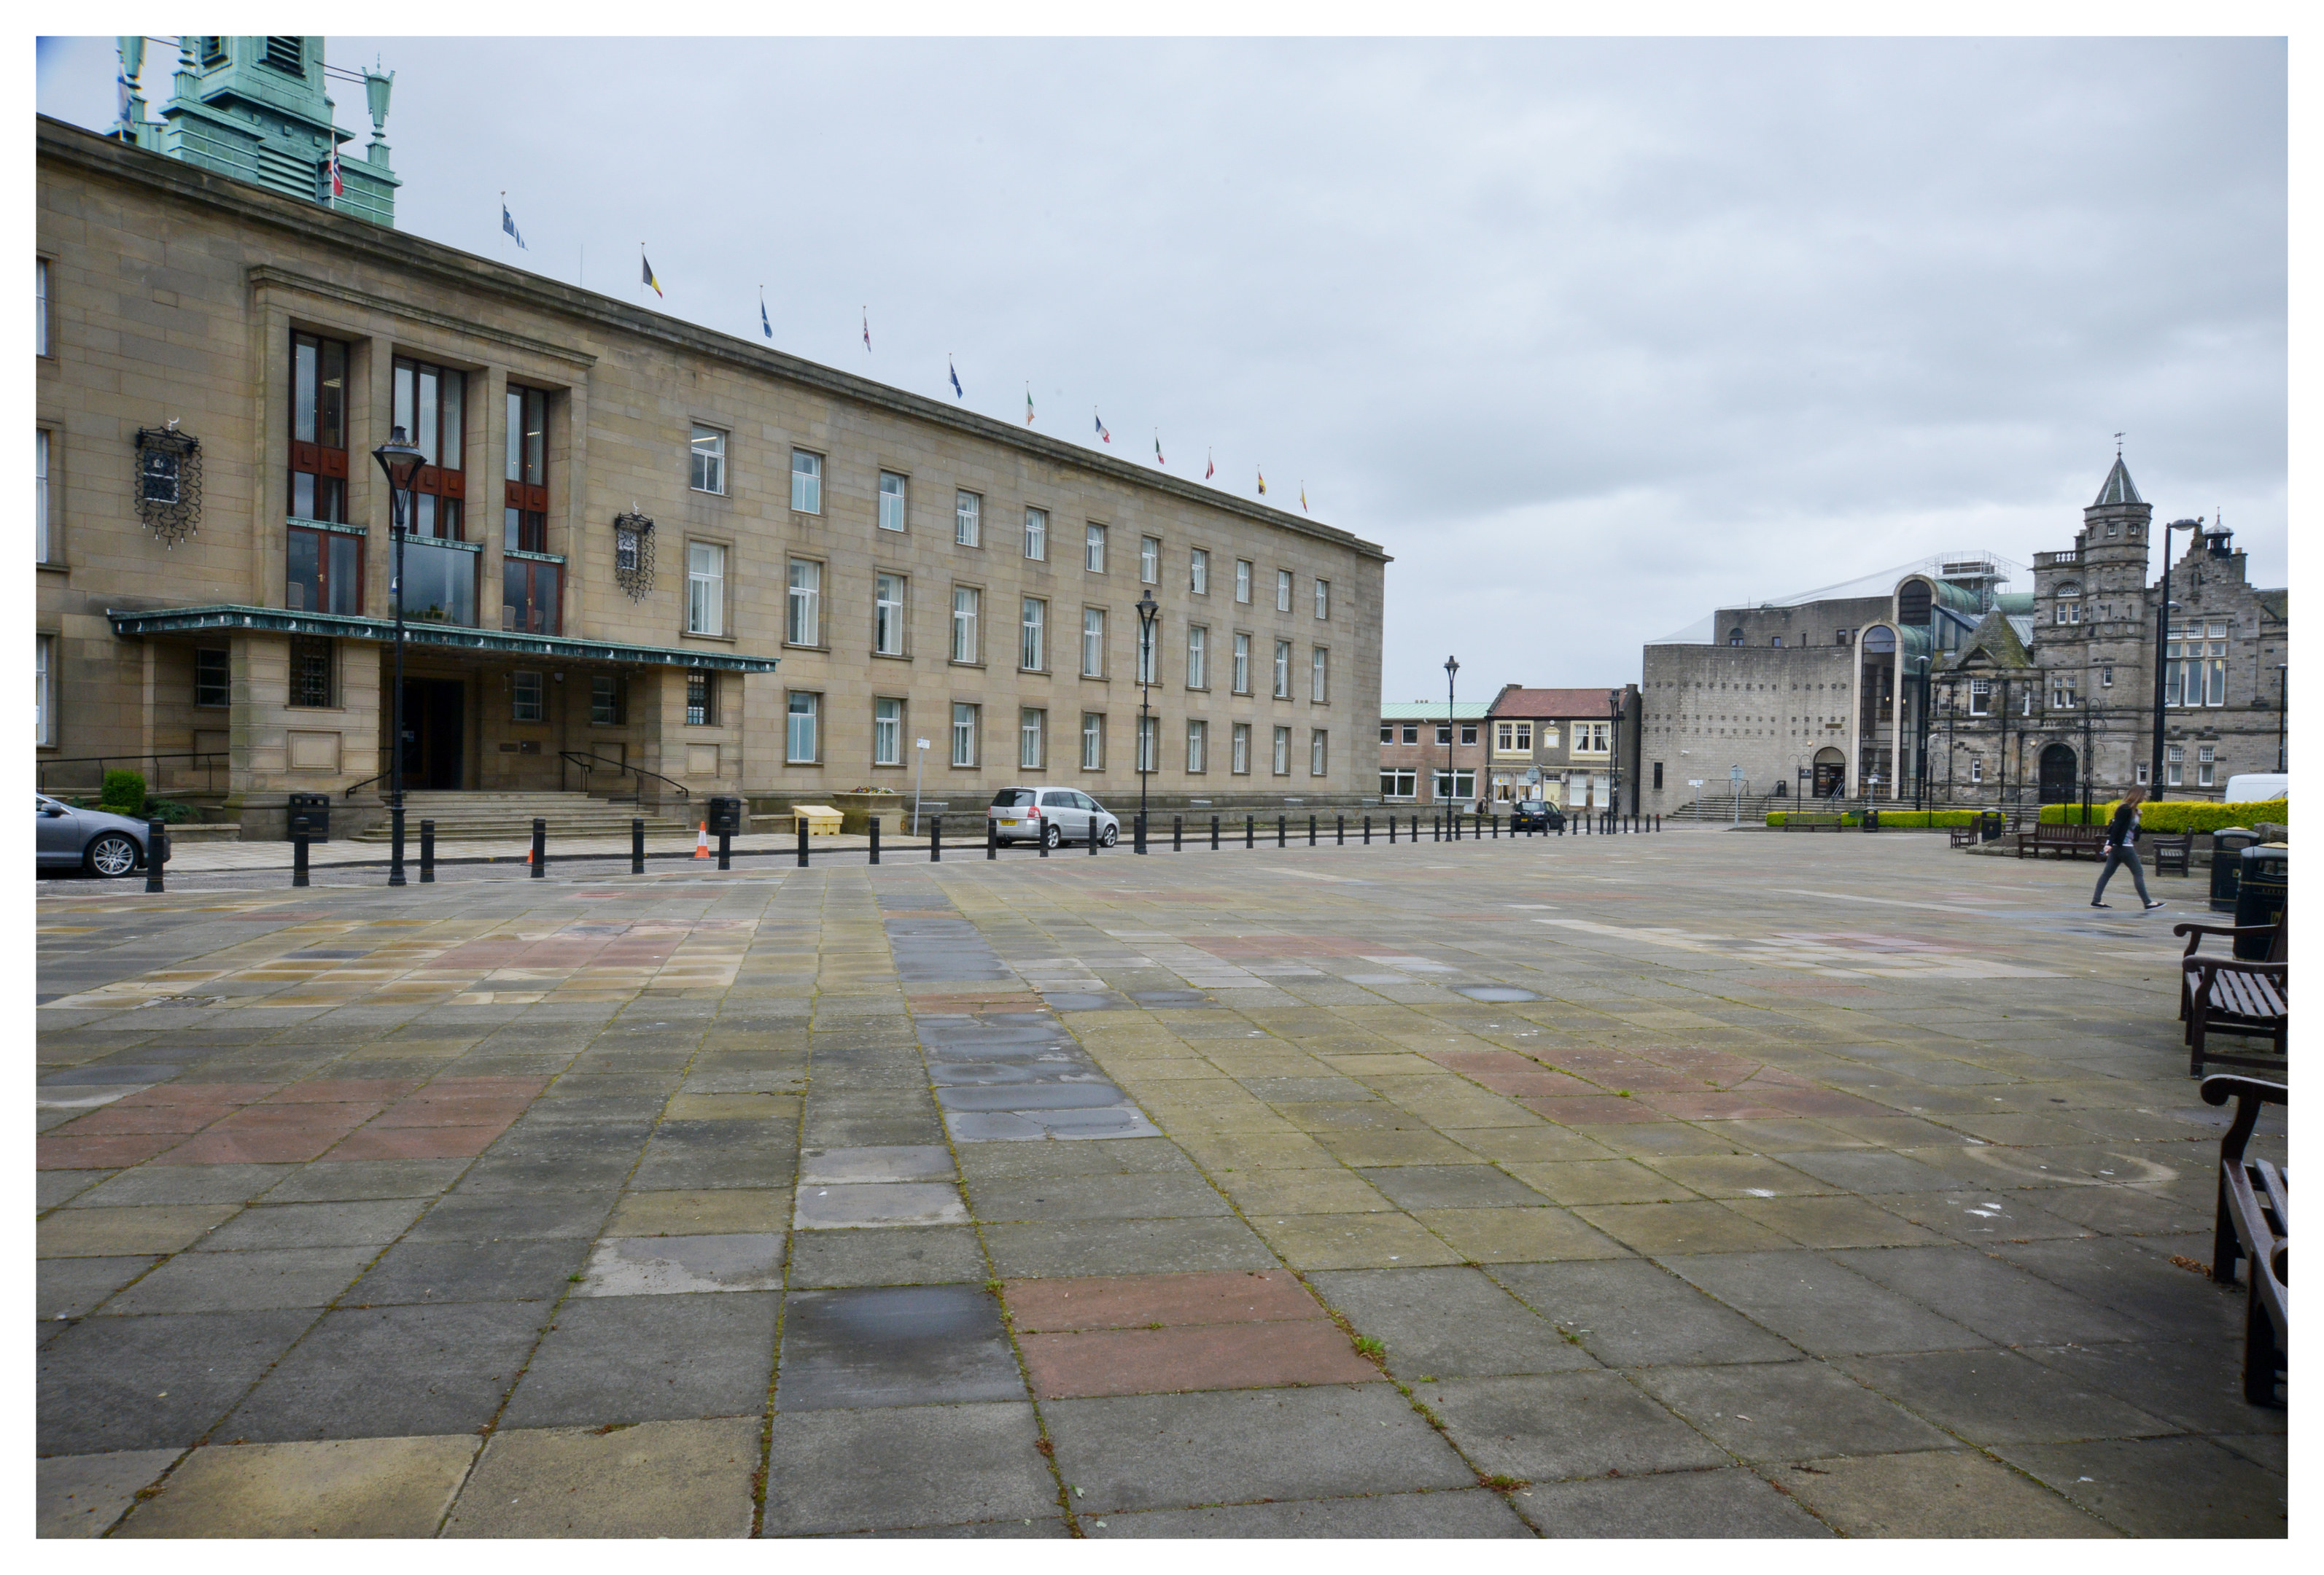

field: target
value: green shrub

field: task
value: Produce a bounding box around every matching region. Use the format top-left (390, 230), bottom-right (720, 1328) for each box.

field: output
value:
top-left (1766, 810), bottom-right (1861, 827)
top-left (1864, 809), bottom-right (1979, 828)
top-left (2040, 798), bottom-right (2287, 833)
top-left (99, 769), bottom-right (148, 817)
top-left (145, 798), bottom-right (196, 825)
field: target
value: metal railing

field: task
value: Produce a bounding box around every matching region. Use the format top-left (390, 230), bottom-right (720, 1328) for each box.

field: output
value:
top-left (559, 750), bottom-right (691, 806)
top-left (37, 751), bottom-right (225, 797)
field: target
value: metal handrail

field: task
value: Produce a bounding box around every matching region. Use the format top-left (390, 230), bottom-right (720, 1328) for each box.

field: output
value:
top-left (38, 751), bottom-right (225, 793)
top-left (343, 772), bottom-right (388, 800)
top-left (560, 750), bottom-right (691, 803)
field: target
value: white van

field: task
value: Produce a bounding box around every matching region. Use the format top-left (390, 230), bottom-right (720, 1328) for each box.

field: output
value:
top-left (2223, 773), bottom-right (2288, 804)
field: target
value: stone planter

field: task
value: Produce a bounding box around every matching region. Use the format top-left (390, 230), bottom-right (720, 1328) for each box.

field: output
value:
top-left (827, 790), bottom-right (907, 835)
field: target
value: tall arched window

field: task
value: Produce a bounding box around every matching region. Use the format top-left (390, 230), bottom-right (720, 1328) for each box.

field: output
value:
top-left (1728, 628), bottom-right (1744, 647)
top-left (1861, 626), bottom-right (1897, 654)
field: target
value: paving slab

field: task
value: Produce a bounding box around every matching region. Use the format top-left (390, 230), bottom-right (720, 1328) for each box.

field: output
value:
top-left (1775, 1448), bottom-right (2120, 1537)
top-left (1307, 1266), bottom-right (1599, 1377)
top-left (39, 1255), bottom-right (160, 1320)
top-left (443, 1418), bottom-right (759, 1537)
top-left (1084, 1488), bottom-right (1536, 1537)
top-left (101, 1244), bottom-right (379, 1314)
top-left (1518, 1466), bottom-right (1835, 1537)
top-left (775, 1283), bottom-right (1024, 1410)
top-left (1659, 1251), bottom-right (1987, 1356)
top-left (39, 1309), bottom-right (322, 1455)
top-left (113, 1434), bottom-right (478, 1537)
top-left (36, 1449), bottom-right (183, 1538)
top-left (1424, 1371), bottom-right (1733, 1482)
top-left (219, 1302), bottom-right (546, 1444)
top-left (350, 1236), bottom-right (589, 1304)
top-left (788, 1224), bottom-right (989, 1287)
top-left (794, 1181), bottom-right (968, 1229)
top-left (501, 1291), bottom-right (780, 1428)
top-left (763, 1403), bottom-right (1059, 1535)
top-left (1632, 1360), bottom-right (1954, 1461)
top-left (1838, 1349), bottom-right (2180, 1445)
top-left (1489, 1259), bottom-right (1801, 1368)
top-left (983, 1216), bottom-right (1275, 1278)
top-left (1994, 1436), bottom-right (2288, 1539)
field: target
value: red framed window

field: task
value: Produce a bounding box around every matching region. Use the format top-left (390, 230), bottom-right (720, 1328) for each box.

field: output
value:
top-left (392, 357), bottom-right (467, 539)
top-left (286, 525), bottom-right (362, 614)
top-left (289, 331), bottom-right (349, 521)
top-left (503, 558), bottom-right (561, 635)
top-left (505, 384), bottom-right (548, 553)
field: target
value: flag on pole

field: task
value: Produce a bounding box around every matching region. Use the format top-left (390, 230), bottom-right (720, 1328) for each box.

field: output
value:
top-left (641, 248), bottom-right (663, 297)
top-left (501, 195), bottom-right (525, 249)
top-left (1256, 467), bottom-right (1267, 496)
top-left (1205, 448), bottom-right (1214, 481)
top-left (1025, 384), bottom-right (1035, 425)
top-left (862, 308), bottom-right (871, 354)
top-left (1154, 432), bottom-right (1166, 467)
top-left (326, 143), bottom-right (343, 201)
top-left (1094, 411), bottom-right (1111, 443)
top-left (1300, 483), bottom-right (1309, 513)
top-left (949, 357), bottom-right (963, 399)
top-left (759, 288), bottom-right (771, 338)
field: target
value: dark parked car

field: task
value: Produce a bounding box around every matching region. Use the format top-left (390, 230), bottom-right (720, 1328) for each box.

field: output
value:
top-left (1509, 798), bottom-right (1565, 833)
top-left (36, 793), bottom-right (152, 876)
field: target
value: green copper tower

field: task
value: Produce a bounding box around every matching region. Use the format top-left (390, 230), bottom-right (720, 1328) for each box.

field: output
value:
top-left (112, 36), bottom-right (400, 227)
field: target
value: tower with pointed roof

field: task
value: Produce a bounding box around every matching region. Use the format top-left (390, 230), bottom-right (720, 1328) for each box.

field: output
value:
top-left (110, 35), bottom-right (399, 227)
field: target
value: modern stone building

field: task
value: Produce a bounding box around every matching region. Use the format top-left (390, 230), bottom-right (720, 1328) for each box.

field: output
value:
top-left (1636, 456), bottom-right (2287, 815)
top-left (35, 39), bottom-right (1387, 838)
top-left (1481, 685), bottom-right (1641, 813)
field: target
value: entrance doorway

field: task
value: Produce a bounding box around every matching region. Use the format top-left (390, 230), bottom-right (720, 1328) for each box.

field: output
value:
top-left (1812, 747), bottom-right (1846, 798)
top-left (400, 678), bottom-right (465, 790)
top-left (2038, 743), bottom-right (2077, 804)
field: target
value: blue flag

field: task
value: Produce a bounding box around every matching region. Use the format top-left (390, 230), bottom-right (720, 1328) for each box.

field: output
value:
top-left (949, 358), bottom-right (963, 399)
top-left (760, 293), bottom-right (772, 339)
top-left (501, 200), bottom-right (526, 249)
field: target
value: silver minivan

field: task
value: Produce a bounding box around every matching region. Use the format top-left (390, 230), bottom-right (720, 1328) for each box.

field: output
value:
top-left (989, 786), bottom-right (1121, 849)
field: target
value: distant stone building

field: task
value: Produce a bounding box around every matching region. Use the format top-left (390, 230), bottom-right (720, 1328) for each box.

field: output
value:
top-left (1637, 456), bottom-right (2288, 815)
top-left (1377, 701), bottom-right (1488, 806)
top-left (1482, 686), bottom-right (1642, 812)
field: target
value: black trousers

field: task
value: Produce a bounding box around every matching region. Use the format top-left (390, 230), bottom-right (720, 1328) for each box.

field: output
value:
top-left (2091, 846), bottom-right (2151, 904)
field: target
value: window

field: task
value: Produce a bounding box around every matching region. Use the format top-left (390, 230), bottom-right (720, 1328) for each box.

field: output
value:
top-left (790, 448), bottom-right (822, 513)
top-left (1380, 769), bottom-right (1416, 798)
top-left (1232, 633), bottom-right (1251, 694)
top-left (263, 36), bottom-right (303, 73)
top-left (1311, 647), bottom-right (1328, 702)
top-left (787, 691), bottom-right (819, 763)
top-left (1314, 580), bottom-right (1329, 620)
top-left (286, 524), bottom-right (362, 614)
top-left (955, 489), bottom-right (981, 547)
top-left (194, 649), bottom-right (230, 708)
top-left (2166, 744), bottom-right (2184, 788)
top-left (1021, 597), bottom-right (1046, 671)
top-left (1652, 761), bottom-right (1663, 790)
top-left (1496, 721), bottom-right (1533, 752)
top-left (388, 357), bottom-right (467, 539)
top-left (1020, 707), bottom-right (1046, 770)
top-left (1433, 769), bottom-right (1476, 799)
top-left (1081, 607), bottom-right (1105, 677)
top-left (591, 674), bottom-right (626, 726)
top-left (2135, 762), bottom-right (2150, 785)
top-left (1460, 724), bottom-right (1477, 746)
top-left (1272, 726), bottom-right (1291, 776)
top-left (34, 634), bottom-right (53, 744)
top-left (1231, 721), bottom-right (1251, 774)
top-left (1137, 714), bottom-right (1157, 774)
top-left (874, 698), bottom-right (902, 766)
top-left (1275, 569), bottom-right (1293, 612)
top-left (1186, 719), bottom-right (1208, 773)
top-left (1574, 722), bottom-right (1609, 754)
top-left (36, 257), bottom-right (49, 358)
top-left (1728, 628), bottom-right (1744, 647)
top-left (1272, 639), bottom-right (1291, 699)
top-left (874, 574), bottom-right (909, 656)
top-left (288, 637), bottom-right (334, 709)
top-left (686, 670), bottom-right (717, 726)
top-left (1085, 522), bottom-right (1107, 572)
top-left (1381, 725), bottom-right (1394, 744)
top-left (686, 542), bottom-right (727, 635)
top-left (1837, 629), bottom-right (1852, 647)
top-left (1967, 679), bottom-right (1991, 716)
top-left (36, 427), bottom-right (52, 561)
top-left (951, 586), bottom-right (981, 664)
top-left (1023, 506), bottom-right (1047, 560)
top-left (1189, 548), bottom-right (1209, 595)
top-left (2166, 621), bottom-right (2229, 707)
top-left (1235, 559), bottom-right (1253, 603)
top-left (2199, 744), bottom-right (2217, 788)
top-left (512, 669), bottom-right (544, 723)
top-left (288, 330), bottom-right (349, 522)
top-left (2102, 665), bottom-right (2115, 687)
top-left (1140, 534), bottom-right (1160, 583)
top-left (502, 385), bottom-right (549, 551)
top-left (1310, 729), bottom-right (1328, 776)
top-left (1081, 712), bottom-right (1105, 770)
top-left (1186, 625), bottom-right (1208, 689)
top-left (787, 559), bottom-right (822, 646)
top-left (502, 558), bottom-right (561, 634)
top-left (690, 425), bottom-right (726, 494)
top-left (2051, 673), bottom-right (2078, 710)
top-left (1402, 724), bottom-right (1418, 745)
top-left (878, 471), bottom-right (907, 532)
top-left (1437, 724), bottom-right (1453, 746)
top-left (1771, 635), bottom-right (1783, 648)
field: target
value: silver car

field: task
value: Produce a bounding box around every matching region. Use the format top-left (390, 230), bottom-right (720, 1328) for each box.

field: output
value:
top-left (988, 786), bottom-right (1121, 849)
top-left (36, 793), bottom-right (153, 876)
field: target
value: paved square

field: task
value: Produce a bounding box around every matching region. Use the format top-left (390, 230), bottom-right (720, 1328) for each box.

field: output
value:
top-left (35, 828), bottom-right (2285, 1536)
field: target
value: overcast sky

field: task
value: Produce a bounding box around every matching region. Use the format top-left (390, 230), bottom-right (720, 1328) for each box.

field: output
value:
top-left (37, 34), bottom-right (2287, 704)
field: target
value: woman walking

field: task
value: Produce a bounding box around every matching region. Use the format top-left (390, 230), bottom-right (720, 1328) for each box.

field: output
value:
top-left (2091, 786), bottom-right (2166, 911)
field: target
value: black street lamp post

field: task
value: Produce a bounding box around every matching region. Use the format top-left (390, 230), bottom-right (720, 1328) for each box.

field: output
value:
top-left (1607, 688), bottom-right (1624, 824)
top-left (1135, 588), bottom-right (1158, 852)
top-left (2275, 664), bottom-right (2288, 773)
top-left (372, 427), bottom-right (424, 886)
top-left (1443, 656), bottom-right (1459, 819)
top-left (1909, 656), bottom-right (1932, 810)
top-left (2148, 517), bottom-right (2202, 801)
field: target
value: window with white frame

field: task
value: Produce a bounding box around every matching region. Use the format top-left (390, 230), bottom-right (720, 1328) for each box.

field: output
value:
top-left (1272, 639), bottom-right (1291, 699)
top-left (951, 586), bottom-right (980, 664)
top-left (2166, 621), bottom-right (2229, 707)
top-left (35, 632), bottom-right (53, 744)
top-left (1310, 729), bottom-right (1327, 776)
top-left (786, 558), bottom-right (821, 646)
top-left (1314, 579), bottom-right (1329, 620)
top-left (1189, 548), bottom-right (1208, 595)
top-left (1186, 625), bottom-right (1207, 688)
top-left (1380, 769), bottom-right (1417, 798)
top-left (689, 425), bottom-right (726, 494)
top-left (1021, 597), bottom-right (1046, 671)
top-left (955, 489), bottom-right (981, 547)
top-left (2051, 672), bottom-right (2077, 710)
top-left (1433, 769), bottom-right (1477, 800)
top-left (951, 703), bottom-right (979, 766)
top-left (1437, 723), bottom-right (1453, 746)
top-left (1970, 758), bottom-right (1984, 784)
top-left (875, 573), bottom-right (906, 656)
top-left (1380, 724), bottom-right (1394, 744)
top-left (1020, 707), bottom-right (1045, 770)
top-left (1085, 521), bottom-right (1107, 572)
top-left (1573, 722), bottom-right (1609, 753)
top-left (1081, 607), bottom-right (1105, 677)
top-left (790, 448), bottom-right (822, 513)
top-left (1137, 714), bottom-right (1157, 774)
top-left (1140, 534), bottom-right (1159, 584)
top-left (2166, 744), bottom-right (2185, 787)
top-left (36, 427), bottom-right (50, 562)
top-left (36, 258), bottom-right (50, 358)
top-left (512, 669), bottom-right (544, 723)
top-left (1275, 569), bottom-right (1293, 612)
top-left (1235, 559), bottom-right (1252, 603)
top-left (1967, 678), bottom-right (1991, 715)
top-left (1271, 726), bottom-right (1291, 775)
top-left (878, 471), bottom-right (907, 532)
top-left (1402, 723), bottom-right (1418, 745)
top-left (874, 697), bottom-right (902, 765)
top-left (1186, 718), bottom-right (1207, 772)
top-left (1232, 632), bottom-right (1251, 694)
top-left (1081, 711), bottom-right (1105, 769)
top-left (686, 542), bottom-right (726, 635)
top-left (787, 691), bottom-right (820, 762)
top-left (1311, 647), bottom-right (1328, 703)
top-left (2199, 744), bottom-right (2216, 788)
top-left (2102, 664), bottom-right (2115, 687)
top-left (1461, 724), bottom-right (1477, 745)
top-left (2135, 761), bottom-right (2150, 785)
top-left (1496, 721), bottom-right (1533, 752)
top-left (1024, 506), bottom-right (1047, 560)
top-left (1231, 721), bottom-right (1250, 774)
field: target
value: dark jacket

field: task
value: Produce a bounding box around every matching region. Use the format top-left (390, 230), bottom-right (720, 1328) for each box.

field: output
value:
top-left (2104, 803), bottom-right (2142, 848)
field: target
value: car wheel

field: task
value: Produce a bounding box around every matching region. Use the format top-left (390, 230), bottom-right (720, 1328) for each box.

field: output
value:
top-left (1041, 822), bottom-right (1061, 849)
top-left (1099, 822), bottom-right (1119, 847)
top-left (85, 831), bottom-right (141, 878)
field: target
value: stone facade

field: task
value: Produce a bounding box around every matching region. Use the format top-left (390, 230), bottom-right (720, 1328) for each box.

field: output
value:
top-left (1481, 686), bottom-right (1642, 812)
top-left (1376, 701), bottom-right (1488, 807)
top-left (35, 114), bottom-right (1387, 836)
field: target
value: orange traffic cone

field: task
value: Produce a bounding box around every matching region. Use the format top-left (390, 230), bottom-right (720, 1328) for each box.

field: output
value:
top-left (693, 822), bottom-right (710, 859)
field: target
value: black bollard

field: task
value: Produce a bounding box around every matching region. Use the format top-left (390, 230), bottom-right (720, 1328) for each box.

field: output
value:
top-left (421, 819), bottom-right (435, 882)
top-left (718, 828), bottom-right (731, 871)
top-left (1086, 816), bottom-right (1097, 855)
top-left (1308, 814), bottom-right (1316, 846)
top-left (144, 818), bottom-right (166, 892)
top-left (1135, 812), bottom-right (1146, 855)
top-left (1038, 818), bottom-right (1049, 858)
top-left (529, 817), bottom-right (547, 878)
top-left (1277, 814), bottom-right (1286, 848)
top-left (932, 815), bottom-right (943, 863)
top-left (797, 819), bottom-right (809, 868)
top-left (1388, 814), bottom-right (1396, 844)
top-left (1173, 814), bottom-right (1182, 852)
top-left (389, 801), bottom-right (407, 887)
top-left (292, 830), bottom-right (310, 888)
top-left (1364, 814), bottom-right (1372, 844)
top-left (987, 820), bottom-right (998, 861)
top-left (1245, 815), bottom-right (1254, 849)
top-left (1210, 814), bottom-right (1220, 850)
top-left (631, 817), bottom-right (645, 876)
top-left (871, 818), bottom-right (882, 865)
top-left (1337, 814), bottom-right (1345, 845)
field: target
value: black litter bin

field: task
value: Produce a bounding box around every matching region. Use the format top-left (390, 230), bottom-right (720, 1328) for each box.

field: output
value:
top-left (2232, 845), bottom-right (2286, 959)
top-left (1862, 809), bottom-right (1881, 832)
top-left (286, 792), bottom-right (330, 842)
top-left (2210, 826), bottom-right (2261, 912)
top-left (706, 796), bottom-right (745, 836)
top-left (1978, 811), bottom-right (2005, 844)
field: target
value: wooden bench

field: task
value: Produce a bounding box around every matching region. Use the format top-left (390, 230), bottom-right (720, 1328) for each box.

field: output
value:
top-left (2185, 955), bottom-right (2288, 1077)
top-left (2201, 1074), bottom-right (2287, 1405)
top-left (2016, 823), bottom-right (2107, 860)
top-left (1783, 812), bottom-right (1846, 832)
top-left (2151, 833), bottom-right (2195, 876)
top-left (2177, 918), bottom-right (2286, 1040)
top-left (1948, 825), bottom-right (1978, 849)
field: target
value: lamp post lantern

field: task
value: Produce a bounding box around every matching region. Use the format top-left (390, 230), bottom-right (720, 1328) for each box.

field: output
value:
top-left (1135, 588), bottom-right (1159, 850)
top-left (2148, 518), bottom-right (2202, 800)
top-left (1443, 656), bottom-right (1460, 816)
top-left (371, 426), bottom-right (424, 886)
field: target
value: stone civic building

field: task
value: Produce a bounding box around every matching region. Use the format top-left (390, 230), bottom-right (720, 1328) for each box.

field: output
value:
top-left (1636, 456), bottom-right (2288, 814)
top-left (34, 39), bottom-right (1386, 837)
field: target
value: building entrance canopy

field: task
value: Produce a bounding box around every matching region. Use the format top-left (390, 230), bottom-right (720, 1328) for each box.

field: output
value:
top-left (106, 604), bottom-right (781, 674)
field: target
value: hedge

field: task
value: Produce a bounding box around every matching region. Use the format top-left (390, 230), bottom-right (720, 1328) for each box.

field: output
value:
top-left (100, 769), bottom-right (147, 817)
top-left (1765, 809), bottom-right (1978, 828)
top-left (2040, 798), bottom-right (2287, 833)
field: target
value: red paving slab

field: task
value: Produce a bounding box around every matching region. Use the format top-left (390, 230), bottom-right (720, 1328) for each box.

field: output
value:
top-left (1006, 1269), bottom-right (1321, 1331)
top-left (423, 1078), bottom-right (551, 1098)
top-left (327, 1124), bottom-right (505, 1160)
top-left (110, 1083), bottom-right (280, 1108)
top-left (37, 1132), bottom-right (182, 1170)
top-left (1018, 1322), bottom-right (1383, 1399)
top-left (263, 1078), bottom-right (427, 1104)
top-left (1636, 1092), bottom-right (1798, 1121)
top-left (368, 1097), bottom-right (532, 1128)
top-left (1520, 1095), bottom-right (1671, 1125)
top-left (151, 1129), bottom-right (351, 1165)
top-left (203, 1104), bottom-right (385, 1132)
top-left (53, 1104), bottom-right (225, 1135)
top-left (1467, 1070), bottom-right (1604, 1099)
